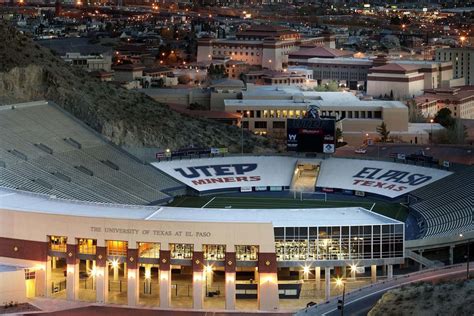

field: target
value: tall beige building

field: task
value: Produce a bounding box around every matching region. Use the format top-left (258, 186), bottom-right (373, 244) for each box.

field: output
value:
top-left (435, 47), bottom-right (474, 86)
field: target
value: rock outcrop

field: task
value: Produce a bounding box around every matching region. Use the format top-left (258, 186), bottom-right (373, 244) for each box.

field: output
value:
top-left (0, 23), bottom-right (278, 152)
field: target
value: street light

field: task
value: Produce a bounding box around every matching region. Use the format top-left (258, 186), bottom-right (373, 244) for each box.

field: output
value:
top-left (460, 233), bottom-right (471, 280)
top-left (430, 119), bottom-right (434, 144)
top-left (336, 277), bottom-right (346, 316)
top-left (241, 111), bottom-right (250, 155)
top-left (460, 36), bottom-right (466, 47)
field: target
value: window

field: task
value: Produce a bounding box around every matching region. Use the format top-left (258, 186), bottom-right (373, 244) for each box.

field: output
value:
top-left (203, 244), bottom-right (226, 260)
top-left (170, 243), bottom-right (194, 259)
top-left (77, 238), bottom-right (96, 255)
top-left (273, 121), bottom-right (285, 129)
top-left (138, 242), bottom-right (160, 258)
top-left (235, 245), bottom-right (259, 261)
top-left (254, 121), bottom-right (267, 129)
top-left (107, 240), bottom-right (128, 256)
top-left (24, 269), bottom-right (35, 280)
top-left (48, 235), bottom-right (67, 252)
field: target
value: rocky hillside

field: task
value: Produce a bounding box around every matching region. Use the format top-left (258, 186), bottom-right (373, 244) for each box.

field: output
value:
top-left (0, 23), bottom-right (278, 152)
top-left (369, 279), bottom-right (474, 316)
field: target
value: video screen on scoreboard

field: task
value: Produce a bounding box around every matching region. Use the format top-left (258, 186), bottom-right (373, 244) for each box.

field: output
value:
top-left (287, 118), bottom-right (336, 153)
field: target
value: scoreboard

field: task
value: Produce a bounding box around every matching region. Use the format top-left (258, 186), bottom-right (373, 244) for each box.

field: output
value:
top-left (287, 118), bottom-right (336, 153)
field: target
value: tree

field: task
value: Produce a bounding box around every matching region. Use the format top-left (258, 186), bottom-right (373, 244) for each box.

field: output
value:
top-left (177, 75), bottom-right (192, 85)
top-left (434, 108), bottom-right (455, 128)
top-left (407, 99), bottom-right (425, 123)
top-left (336, 127), bottom-right (343, 142)
top-left (389, 89), bottom-right (394, 100)
top-left (376, 121), bottom-right (390, 142)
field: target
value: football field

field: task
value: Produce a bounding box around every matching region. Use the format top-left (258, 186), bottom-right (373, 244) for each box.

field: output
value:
top-left (168, 195), bottom-right (409, 221)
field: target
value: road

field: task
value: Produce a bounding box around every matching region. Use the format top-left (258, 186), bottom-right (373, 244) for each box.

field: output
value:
top-left (296, 262), bottom-right (471, 316)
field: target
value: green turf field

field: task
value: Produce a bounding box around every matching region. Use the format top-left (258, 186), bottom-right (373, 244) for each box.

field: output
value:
top-left (168, 195), bottom-right (409, 222)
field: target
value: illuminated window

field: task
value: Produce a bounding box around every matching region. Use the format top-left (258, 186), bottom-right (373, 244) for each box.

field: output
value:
top-left (48, 235), bottom-right (67, 252)
top-left (138, 242), bottom-right (160, 258)
top-left (203, 244), bottom-right (226, 260)
top-left (106, 240), bottom-right (128, 256)
top-left (170, 243), bottom-right (194, 259)
top-left (77, 238), bottom-right (96, 255)
top-left (236, 245), bottom-right (259, 261)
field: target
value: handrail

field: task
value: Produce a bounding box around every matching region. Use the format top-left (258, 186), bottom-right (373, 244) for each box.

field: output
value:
top-left (298, 262), bottom-right (471, 315)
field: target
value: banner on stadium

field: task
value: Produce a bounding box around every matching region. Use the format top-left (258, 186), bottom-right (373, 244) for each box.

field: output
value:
top-left (151, 156), bottom-right (297, 192)
top-left (151, 157), bottom-right (451, 197)
top-left (316, 158), bottom-right (452, 198)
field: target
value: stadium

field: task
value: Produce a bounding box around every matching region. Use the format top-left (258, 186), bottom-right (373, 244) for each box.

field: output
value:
top-left (0, 101), bottom-right (472, 313)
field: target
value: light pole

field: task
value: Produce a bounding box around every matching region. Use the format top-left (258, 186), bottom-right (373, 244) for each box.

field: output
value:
top-left (241, 111), bottom-right (250, 155)
top-left (430, 119), bottom-right (434, 144)
top-left (336, 277), bottom-right (346, 316)
top-left (460, 234), bottom-right (471, 280)
top-left (241, 113), bottom-right (244, 155)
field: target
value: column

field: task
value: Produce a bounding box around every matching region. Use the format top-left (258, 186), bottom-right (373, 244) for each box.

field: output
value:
top-left (449, 246), bottom-right (454, 265)
top-left (123, 262), bottom-right (127, 279)
top-left (342, 266), bottom-right (347, 278)
top-left (258, 253), bottom-right (279, 311)
top-left (52, 256), bottom-right (57, 269)
top-left (144, 264), bottom-right (152, 294)
top-left (159, 250), bottom-right (171, 308)
top-left (66, 244), bottom-right (79, 301)
top-left (371, 265), bottom-right (377, 283)
top-left (192, 251), bottom-right (204, 309)
top-left (224, 252), bottom-right (236, 310)
top-left (35, 257), bottom-right (49, 297)
top-left (315, 267), bottom-right (321, 290)
top-left (350, 266), bottom-right (356, 280)
top-left (45, 256), bottom-right (52, 297)
top-left (387, 264), bottom-right (393, 280)
top-left (95, 246), bottom-right (108, 304)
top-left (86, 259), bottom-right (90, 272)
top-left (324, 267), bottom-right (331, 301)
top-left (303, 267), bottom-right (310, 280)
top-left (113, 262), bottom-right (119, 281)
top-left (126, 249), bottom-right (139, 306)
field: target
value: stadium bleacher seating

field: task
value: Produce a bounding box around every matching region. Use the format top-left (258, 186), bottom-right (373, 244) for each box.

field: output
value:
top-left (409, 166), bottom-right (474, 239)
top-left (0, 102), bottom-right (185, 205)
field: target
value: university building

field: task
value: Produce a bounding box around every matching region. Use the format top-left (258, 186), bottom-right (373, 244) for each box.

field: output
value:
top-left (0, 186), bottom-right (404, 311)
top-left (289, 54), bottom-right (454, 99)
top-left (222, 86), bottom-right (436, 144)
top-left (197, 25), bottom-right (335, 71)
top-left (435, 47), bottom-right (474, 86)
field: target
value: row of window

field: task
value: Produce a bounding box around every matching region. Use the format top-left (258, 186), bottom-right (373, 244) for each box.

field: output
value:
top-left (214, 50), bottom-right (260, 57)
top-left (48, 236), bottom-right (259, 261)
top-left (274, 225), bottom-right (404, 261)
top-left (235, 109), bottom-right (382, 120)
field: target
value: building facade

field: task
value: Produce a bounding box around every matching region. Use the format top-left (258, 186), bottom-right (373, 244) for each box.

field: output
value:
top-left (223, 87), bottom-right (414, 144)
top-left (0, 187), bottom-right (404, 311)
top-left (435, 47), bottom-right (474, 86)
top-left (197, 25), bottom-right (335, 71)
top-left (290, 54), bottom-right (453, 96)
